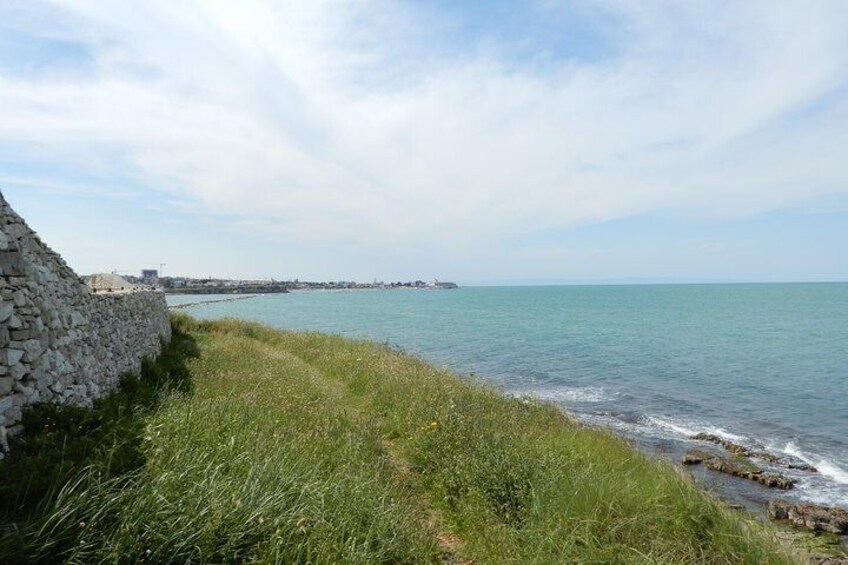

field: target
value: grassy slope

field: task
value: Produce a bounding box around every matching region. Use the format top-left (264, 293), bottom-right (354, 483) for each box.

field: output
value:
top-left (0, 315), bottom-right (800, 564)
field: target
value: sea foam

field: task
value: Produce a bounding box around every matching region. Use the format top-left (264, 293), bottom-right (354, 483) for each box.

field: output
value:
top-left (531, 386), bottom-right (611, 403)
top-left (644, 416), bottom-right (745, 442)
top-left (783, 442), bottom-right (848, 485)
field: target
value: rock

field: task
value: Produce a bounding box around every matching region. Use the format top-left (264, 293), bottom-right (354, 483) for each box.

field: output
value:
top-left (22, 339), bottom-right (43, 362)
top-left (0, 250), bottom-right (24, 276)
top-left (9, 363), bottom-right (27, 380)
top-left (787, 462), bottom-right (819, 473)
top-left (810, 557), bottom-right (848, 565)
top-left (0, 301), bottom-right (13, 322)
top-left (691, 433), bottom-right (753, 456)
top-left (0, 377), bottom-right (12, 395)
top-left (683, 448), bottom-right (715, 465)
top-left (768, 500), bottom-right (848, 535)
top-left (70, 311), bottom-right (85, 327)
top-left (691, 433), bottom-right (818, 474)
top-left (757, 474), bottom-right (796, 489)
top-left (12, 290), bottom-right (26, 307)
top-left (9, 328), bottom-right (32, 341)
top-left (683, 449), bottom-right (796, 490)
top-left (5, 347), bottom-right (24, 366)
top-left (3, 406), bottom-right (21, 424)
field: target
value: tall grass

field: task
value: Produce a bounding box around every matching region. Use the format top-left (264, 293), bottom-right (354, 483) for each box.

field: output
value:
top-left (0, 315), bottom-right (799, 563)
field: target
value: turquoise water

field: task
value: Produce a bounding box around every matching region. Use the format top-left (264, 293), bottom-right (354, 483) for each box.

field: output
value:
top-left (169, 283), bottom-right (848, 508)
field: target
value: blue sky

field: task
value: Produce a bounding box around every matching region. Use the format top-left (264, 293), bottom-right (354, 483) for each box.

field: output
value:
top-left (1, 1), bottom-right (847, 283)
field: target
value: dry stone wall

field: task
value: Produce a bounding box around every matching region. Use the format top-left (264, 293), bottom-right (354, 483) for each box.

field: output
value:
top-left (0, 192), bottom-right (171, 453)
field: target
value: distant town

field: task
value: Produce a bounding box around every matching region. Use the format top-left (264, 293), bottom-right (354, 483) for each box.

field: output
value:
top-left (115, 270), bottom-right (458, 294)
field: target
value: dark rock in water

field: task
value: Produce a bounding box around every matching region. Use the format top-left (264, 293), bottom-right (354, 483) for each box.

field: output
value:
top-left (682, 449), bottom-right (796, 490)
top-left (756, 474), bottom-right (796, 489)
top-left (768, 500), bottom-right (848, 535)
top-left (691, 433), bottom-right (752, 456)
top-left (786, 462), bottom-right (819, 473)
top-left (682, 448), bottom-right (715, 465)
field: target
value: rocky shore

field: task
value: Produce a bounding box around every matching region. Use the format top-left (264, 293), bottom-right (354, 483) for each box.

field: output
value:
top-left (768, 500), bottom-right (848, 535)
top-left (683, 448), bottom-right (797, 489)
top-left (677, 430), bottom-right (848, 561)
top-left (690, 432), bottom-right (818, 472)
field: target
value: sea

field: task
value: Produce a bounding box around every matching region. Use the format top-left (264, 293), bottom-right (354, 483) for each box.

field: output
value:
top-left (167, 283), bottom-right (848, 510)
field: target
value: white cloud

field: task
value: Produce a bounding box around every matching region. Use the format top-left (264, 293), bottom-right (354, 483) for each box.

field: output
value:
top-left (1, 0), bottom-right (847, 253)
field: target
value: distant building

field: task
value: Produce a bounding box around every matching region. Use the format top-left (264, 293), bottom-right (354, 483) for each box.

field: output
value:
top-left (141, 269), bottom-right (159, 285)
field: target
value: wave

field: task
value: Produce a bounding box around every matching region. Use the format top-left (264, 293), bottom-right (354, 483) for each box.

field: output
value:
top-left (644, 416), bottom-right (746, 442)
top-left (782, 442), bottom-right (848, 486)
top-left (515, 400), bottom-right (848, 507)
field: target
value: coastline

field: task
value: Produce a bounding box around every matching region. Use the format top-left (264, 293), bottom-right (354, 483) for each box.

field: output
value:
top-left (523, 395), bottom-right (848, 537)
top-left (2, 316), bottom-right (816, 563)
top-left (164, 284), bottom-right (848, 519)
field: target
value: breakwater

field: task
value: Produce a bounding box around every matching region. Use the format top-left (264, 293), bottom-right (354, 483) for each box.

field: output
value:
top-left (0, 191), bottom-right (170, 450)
top-left (169, 295), bottom-right (257, 309)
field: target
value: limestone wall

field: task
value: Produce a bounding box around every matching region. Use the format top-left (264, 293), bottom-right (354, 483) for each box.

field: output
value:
top-left (0, 192), bottom-right (171, 451)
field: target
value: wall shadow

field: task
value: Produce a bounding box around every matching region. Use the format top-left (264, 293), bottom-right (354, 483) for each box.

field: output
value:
top-left (0, 320), bottom-right (199, 525)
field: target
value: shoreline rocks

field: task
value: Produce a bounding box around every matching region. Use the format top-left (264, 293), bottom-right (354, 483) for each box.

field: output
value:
top-left (690, 433), bottom-right (818, 473)
top-left (683, 448), bottom-right (796, 490)
top-left (768, 500), bottom-right (848, 535)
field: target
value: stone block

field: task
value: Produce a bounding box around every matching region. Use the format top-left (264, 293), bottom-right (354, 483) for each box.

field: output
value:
top-left (0, 301), bottom-right (13, 322)
top-left (10, 328), bottom-right (32, 341)
top-left (9, 363), bottom-right (26, 380)
top-left (70, 311), bottom-right (86, 327)
top-left (5, 348), bottom-right (24, 366)
top-left (5, 223), bottom-right (28, 240)
top-left (12, 290), bottom-right (26, 307)
top-left (0, 377), bottom-right (12, 395)
top-left (0, 251), bottom-right (24, 276)
top-left (13, 382), bottom-right (34, 397)
top-left (22, 339), bottom-right (43, 363)
top-left (7, 315), bottom-right (22, 329)
top-left (4, 405), bottom-right (21, 424)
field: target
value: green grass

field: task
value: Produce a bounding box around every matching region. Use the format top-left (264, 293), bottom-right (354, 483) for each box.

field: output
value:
top-left (0, 315), bottom-right (803, 563)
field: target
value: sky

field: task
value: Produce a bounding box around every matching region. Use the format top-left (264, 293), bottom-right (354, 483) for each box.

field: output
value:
top-left (1, 0), bottom-right (847, 284)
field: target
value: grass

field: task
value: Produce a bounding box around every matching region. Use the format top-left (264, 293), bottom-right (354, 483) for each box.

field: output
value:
top-left (0, 315), bottom-right (803, 564)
